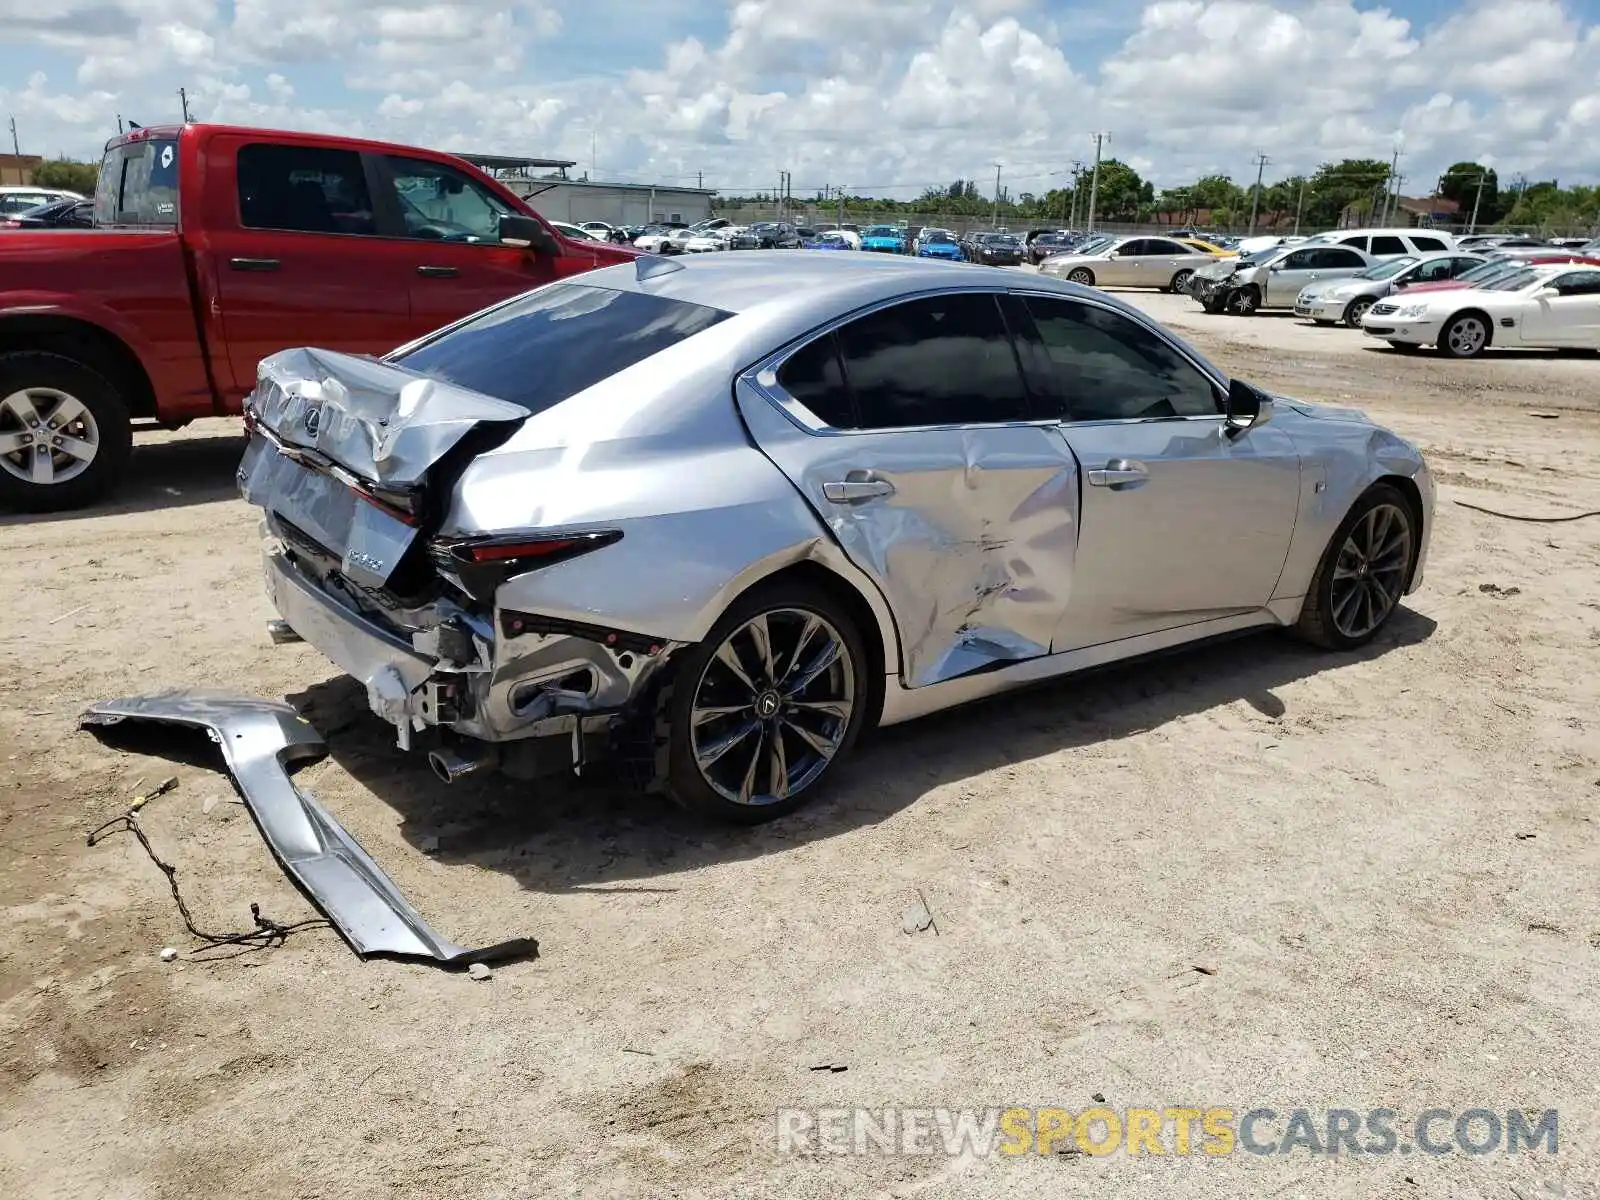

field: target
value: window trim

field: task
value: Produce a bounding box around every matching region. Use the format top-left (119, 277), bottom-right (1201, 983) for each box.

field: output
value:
top-left (745, 284), bottom-right (1231, 436)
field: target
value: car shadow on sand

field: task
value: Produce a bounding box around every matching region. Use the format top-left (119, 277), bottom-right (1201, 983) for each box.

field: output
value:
top-left (0, 432), bottom-right (246, 526)
top-left (288, 608), bottom-right (1437, 895)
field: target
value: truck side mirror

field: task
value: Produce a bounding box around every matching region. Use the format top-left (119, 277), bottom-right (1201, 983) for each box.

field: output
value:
top-left (499, 213), bottom-right (559, 255)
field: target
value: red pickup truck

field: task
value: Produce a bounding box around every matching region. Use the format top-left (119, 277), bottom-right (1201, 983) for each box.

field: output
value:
top-left (0, 123), bottom-right (638, 512)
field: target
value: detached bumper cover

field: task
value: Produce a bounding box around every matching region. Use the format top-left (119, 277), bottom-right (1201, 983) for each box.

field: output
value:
top-left (79, 692), bottom-right (537, 966)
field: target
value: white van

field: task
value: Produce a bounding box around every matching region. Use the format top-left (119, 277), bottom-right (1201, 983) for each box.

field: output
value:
top-left (1299, 227), bottom-right (1457, 258)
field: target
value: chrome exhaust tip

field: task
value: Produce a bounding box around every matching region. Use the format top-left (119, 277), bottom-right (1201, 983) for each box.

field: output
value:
top-left (428, 747), bottom-right (495, 784)
top-left (266, 619), bottom-right (303, 645)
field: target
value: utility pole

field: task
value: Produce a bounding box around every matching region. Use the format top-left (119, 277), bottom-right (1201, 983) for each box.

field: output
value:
top-left (178, 87), bottom-right (191, 122)
top-left (5, 115), bottom-right (17, 186)
top-left (1085, 133), bottom-right (1105, 233)
top-left (1293, 176), bottom-right (1307, 235)
top-left (1381, 146), bottom-right (1401, 223)
top-left (1247, 151), bottom-right (1270, 235)
top-left (116, 113), bottom-right (125, 135)
top-left (1067, 159), bottom-right (1082, 227)
top-left (697, 169), bottom-right (703, 190)
top-left (1468, 171), bottom-right (1485, 234)
top-left (992, 163), bottom-right (1002, 229)
top-left (837, 185), bottom-right (844, 231)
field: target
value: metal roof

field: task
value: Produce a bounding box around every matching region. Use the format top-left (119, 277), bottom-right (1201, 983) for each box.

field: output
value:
top-left (455, 153), bottom-right (578, 172)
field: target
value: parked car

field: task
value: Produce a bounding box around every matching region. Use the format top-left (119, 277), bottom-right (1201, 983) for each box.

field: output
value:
top-left (1027, 231), bottom-right (1079, 265)
top-left (1295, 253), bottom-right (1487, 327)
top-left (0, 123), bottom-right (636, 513)
top-left (239, 253), bottom-right (1432, 822)
top-left (1176, 236), bottom-right (1236, 257)
top-left (971, 233), bottom-right (1024, 266)
top-left (633, 226), bottom-right (690, 254)
top-left (1297, 227), bottom-right (1457, 257)
top-left (915, 230), bottom-right (963, 261)
top-left (684, 228), bottom-right (731, 253)
top-left (578, 221), bottom-right (616, 240)
top-left (804, 232), bottom-right (853, 251)
top-left (1191, 242), bottom-right (1373, 314)
top-left (0, 197), bottom-right (94, 229)
top-left (1399, 253), bottom-right (1600, 296)
top-left (1361, 263), bottom-right (1600, 357)
top-left (796, 227), bottom-right (819, 246)
top-left (815, 224), bottom-right (862, 249)
top-left (732, 222), bottom-right (800, 249)
top-left (0, 185), bottom-right (85, 216)
top-left (860, 224), bottom-right (907, 254)
top-left (552, 221), bottom-right (603, 241)
top-left (1038, 235), bottom-right (1214, 292)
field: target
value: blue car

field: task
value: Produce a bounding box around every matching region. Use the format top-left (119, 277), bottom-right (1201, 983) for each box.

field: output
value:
top-left (916, 230), bottom-right (963, 261)
top-left (860, 224), bottom-right (906, 254)
top-left (805, 232), bottom-right (853, 251)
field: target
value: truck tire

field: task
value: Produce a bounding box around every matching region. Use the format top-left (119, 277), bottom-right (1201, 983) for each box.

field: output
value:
top-left (0, 352), bottom-right (132, 513)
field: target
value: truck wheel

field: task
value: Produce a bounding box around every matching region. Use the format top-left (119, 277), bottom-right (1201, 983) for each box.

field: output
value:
top-left (0, 352), bottom-right (132, 514)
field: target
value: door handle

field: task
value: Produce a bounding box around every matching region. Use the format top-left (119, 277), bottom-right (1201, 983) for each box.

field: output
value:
top-left (416, 265), bottom-right (459, 278)
top-left (823, 475), bottom-right (895, 503)
top-left (1087, 459), bottom-right (1150, 488)
top-left (229, 257), bottom-right (280, 272)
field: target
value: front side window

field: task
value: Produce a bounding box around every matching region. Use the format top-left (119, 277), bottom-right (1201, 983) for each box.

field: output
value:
top-left (384, 155), bottom-right (510, 243)
top-left (237, 143), bottom-right (374, 235)
top-left (1550, 270), bottom-right (1600, 296)
top-left (1411, 258), bottom-right (1456, 282)
top-left (1020, 296), bottom-right (1220, 422)
top-left (832, 293), bottom-right (1033, 429)
top-left (1282, 249), bottom-right (1318, 269)
top-left (393, 284), bottom-right (730, 415)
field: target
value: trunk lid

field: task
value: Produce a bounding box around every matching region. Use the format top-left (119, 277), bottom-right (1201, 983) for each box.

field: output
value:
top-left (241, 348), bottom-right (528, 592)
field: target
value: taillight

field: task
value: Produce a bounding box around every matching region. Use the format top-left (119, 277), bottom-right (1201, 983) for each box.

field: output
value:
top-left (430, 530), bottom-right (621, 603)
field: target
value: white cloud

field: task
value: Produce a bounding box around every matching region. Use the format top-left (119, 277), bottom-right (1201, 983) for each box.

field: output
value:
top-left (1, 0), bottom-right (1597, 196)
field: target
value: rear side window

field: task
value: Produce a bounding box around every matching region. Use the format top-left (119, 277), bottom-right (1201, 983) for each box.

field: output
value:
top-left (777, 334), bottom-right (856, 428)
top-left (1315, 248), bottom-right (1366, 269)
top-left (1371, 236), bottom-right (1408, 256)
top-left (1411, 235), bottom-right (1447, 251)
top-left (1338, 235), bottom-right (1369, 252)
top-left (94, 137), bottom-right (179, 227)
top-left (236, 144), bottom-right (376, 235)
top-left (393, 283), bottom-right (730, 415)
top-left (833, 293), bottom-right (1032, 429)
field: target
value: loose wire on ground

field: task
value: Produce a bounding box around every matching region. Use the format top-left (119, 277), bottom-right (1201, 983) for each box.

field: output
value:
top-left (1453, 500), bottom-right (1600, 524)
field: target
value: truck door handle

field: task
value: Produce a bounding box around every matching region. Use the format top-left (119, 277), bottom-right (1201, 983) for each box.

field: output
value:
top-left (229, 257), bottom-right (280, 272)
top-left (416, 265), bottom-right (459, 278)
top-left (823, 474), bottom-right (895, 503)
top-left (1087, 460), bottom-right (1150, 488)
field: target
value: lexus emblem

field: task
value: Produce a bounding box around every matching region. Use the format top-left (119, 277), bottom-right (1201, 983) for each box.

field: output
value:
top-left (303, 405), bottom-right (322, 436)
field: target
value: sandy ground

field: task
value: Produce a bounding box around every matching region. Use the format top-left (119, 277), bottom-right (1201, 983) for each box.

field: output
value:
top-left (2, 287), bottom-right (1599, 1199)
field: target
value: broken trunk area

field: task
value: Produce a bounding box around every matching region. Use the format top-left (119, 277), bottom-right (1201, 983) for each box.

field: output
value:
top-left (79, 691), bottom-right (537, 968)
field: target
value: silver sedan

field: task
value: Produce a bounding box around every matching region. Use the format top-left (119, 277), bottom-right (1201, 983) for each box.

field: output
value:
top-left (1039, 234), bottom-right (1216, 293)
top-left (239, 253), bottom-right (1433, 822)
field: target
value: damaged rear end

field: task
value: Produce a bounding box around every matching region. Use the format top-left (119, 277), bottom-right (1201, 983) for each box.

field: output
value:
top-left (238, 279), bottom-right (736, 776)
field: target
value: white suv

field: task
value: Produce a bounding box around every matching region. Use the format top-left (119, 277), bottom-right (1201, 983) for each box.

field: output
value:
top-left (1298, 227), bottom-right (1457, 258)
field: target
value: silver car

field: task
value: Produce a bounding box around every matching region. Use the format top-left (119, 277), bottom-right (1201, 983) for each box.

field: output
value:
top-left (1295, 253), bottom-right (1487, 327)
top-left (239, 254), bottom-right (1433, 822)
top-left (1192, 242), bottom-right (1373, 314)
top-left (1039, 235), bottom-right (1215, 293)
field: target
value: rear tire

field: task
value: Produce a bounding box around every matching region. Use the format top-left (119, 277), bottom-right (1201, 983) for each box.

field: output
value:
top-left (1169, 268), bottom-right (1194, 294)
top-left (1294, 484), bottom-right (1418, 651)
top-left (658, 581), bottom-right (871, 823)
top-left (0, 352), bottom-right (132, 514)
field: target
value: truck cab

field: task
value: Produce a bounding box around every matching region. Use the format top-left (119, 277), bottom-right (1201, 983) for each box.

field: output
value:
top-left (0, 123), bottom-right (637, 512)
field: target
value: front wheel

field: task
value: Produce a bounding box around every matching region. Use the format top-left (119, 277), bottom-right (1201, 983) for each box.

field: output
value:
top-left (0, 352), bottom-right (132, 513)
top-left (1294, 484), bottom-right (1418, 650)
top-left (1223, 285), bottom-right (1260, 315)
top-left (1343, 296), bottom-right (1376, 328)
top-left (1437, 313), bottom-right (1489, 358)
top-left (659, 582), bottom-right (871, 823)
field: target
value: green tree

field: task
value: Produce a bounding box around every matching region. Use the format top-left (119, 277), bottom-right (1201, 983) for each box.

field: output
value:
top-left (1305, 158), bottom-right (1390, 227)
top-left (1087, 159), bottom-right (1145, 221)
top-left (1189, 174), bottom-right (1244, 214)
top-left (1438, 161), bottom-right (1498, 227)
top-left (32, 158), bottom-right (99, 194)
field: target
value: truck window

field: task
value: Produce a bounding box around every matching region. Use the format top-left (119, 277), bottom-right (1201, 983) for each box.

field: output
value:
top-left (236, 144), bottom-right (376, 235)
top-left (383, 156), bottom-right (511, 244)
top-left (94, 137), bottom-right (180, 227)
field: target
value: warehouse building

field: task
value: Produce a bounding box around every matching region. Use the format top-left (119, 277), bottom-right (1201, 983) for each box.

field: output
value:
top-left (457, 154), bottom-right (716, 227)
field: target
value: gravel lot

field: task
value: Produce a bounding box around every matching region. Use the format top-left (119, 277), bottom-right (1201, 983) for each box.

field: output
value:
top-left (3, 285), bottom-right (1598, 1199)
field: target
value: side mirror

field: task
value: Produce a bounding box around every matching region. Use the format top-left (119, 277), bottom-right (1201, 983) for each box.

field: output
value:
top-left (1533, 286), bottom-right (1559, 299)
top-left (1107, 250), bottom-right (1120, 259)
top-left (1224, 379), bottom-right (1273, 437)
top-left (499, 213), bottom-right (560, 255)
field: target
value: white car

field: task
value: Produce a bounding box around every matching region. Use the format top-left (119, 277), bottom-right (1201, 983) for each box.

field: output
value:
top-left (684, 228), bottom-right (731, 252)
top-left (551, 221), bottom-right (602, 241)
top-left (579, 221), bottom-right (616, 240)
top-left (1360, 263), bottom-right (1600, 357)
top-left (632, 227), bottom-right (694, 254)
top-left (0, 185), bottom-right (85, 216)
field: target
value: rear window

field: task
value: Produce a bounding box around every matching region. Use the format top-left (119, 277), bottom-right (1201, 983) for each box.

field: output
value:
top-left (93, 137), bottom-right (179, 227)
top-left (392, 283), bottom-right (731, 415)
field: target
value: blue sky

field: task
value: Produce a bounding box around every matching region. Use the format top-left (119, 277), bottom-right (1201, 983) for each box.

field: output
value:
top-left (3, 1), bottom-right (1598, 194)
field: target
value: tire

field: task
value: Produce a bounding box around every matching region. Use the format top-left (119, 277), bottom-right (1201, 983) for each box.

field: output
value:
top-left (657, 581), bottom-right (871, 823)
top-left (0, 352), bottom-right (132, 513)
top-left (1437, 312), bottom-right (1489, 358)
top-left (1294, 484), bottom-right (1418, 651)
top-left (1223, 285), bottom-right (1260, 315)
top-left (1067, 268), bottom-right (1095, 286)
top-left (1343, 296), bottom-right (1375, 328)
top-left (1387, 341), bottom-right (1421, 354)
top-left (1169, 268), bottom-right (1194, 295)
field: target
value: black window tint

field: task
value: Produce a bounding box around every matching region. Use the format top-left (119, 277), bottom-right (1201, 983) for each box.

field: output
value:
top-left (1338, 235), bottom-right (1369, 252)
top-left (1411, 235), bottom-right (1446, 251)
top-left (834, 294), bottom-right (1031, 429)
top-left (393, 283), bottom-right (730, 416)
top-left (1314, 248), bottom-right (1365, 269)
top-left (1118, 240), bottom-right (1151, 256)
top-left (1145, 239), bottom-right (1187, 256)
top-left (777, 334), bottom-right (856, 428)
top-left (237, 144), bottom-right (375, 235)
top-left (1021, 296), bottom-right (1220, 422)
top-left (1553, 270), bottom-right (1600, 296)
top-left (1370, 236), bottom-right (1407, 256)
